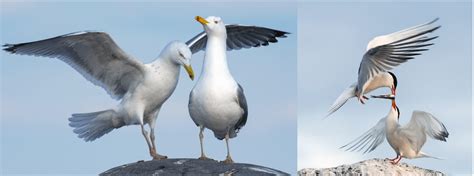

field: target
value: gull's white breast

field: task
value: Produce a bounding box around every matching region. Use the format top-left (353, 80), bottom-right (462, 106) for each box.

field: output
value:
top-left (119, 61), bottom-right (180, 125)
top-left (190, 75), bottom-right (242, 133)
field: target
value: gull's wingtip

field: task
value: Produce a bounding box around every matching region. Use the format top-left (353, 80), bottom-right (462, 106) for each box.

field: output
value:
top-left (2, 44), bottom-right (16, 53)
top-left (275, 30), bottom-right (291, 38)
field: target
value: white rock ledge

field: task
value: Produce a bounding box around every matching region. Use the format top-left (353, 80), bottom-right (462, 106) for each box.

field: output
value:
top-left (298, 158), bottom-right (444, 176)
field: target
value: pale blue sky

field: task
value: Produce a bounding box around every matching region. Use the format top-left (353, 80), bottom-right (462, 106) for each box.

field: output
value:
top-left (298, 2), bottom-right (472, 175)
top-left (1, 2), bottom-right (296, 175)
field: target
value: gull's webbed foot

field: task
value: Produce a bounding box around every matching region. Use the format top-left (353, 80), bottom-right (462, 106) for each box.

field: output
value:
top-left (152, 153), bottom-right (168, 160)
top-left (198, 155), bottom-right (212, 160)
top-left (221, 156), bottom-right (234, 164)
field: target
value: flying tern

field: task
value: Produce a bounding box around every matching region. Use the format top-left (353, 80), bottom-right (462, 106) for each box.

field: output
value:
top-left (327, 18), bottom-right (440, 117)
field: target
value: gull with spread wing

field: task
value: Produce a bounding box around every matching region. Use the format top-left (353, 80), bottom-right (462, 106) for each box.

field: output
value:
top-left (327, 18), bottom-right (440, 117)
top-left (3, 32), bottom-right (195, 160)
top-left (341, 94), bottom-right (449, 164)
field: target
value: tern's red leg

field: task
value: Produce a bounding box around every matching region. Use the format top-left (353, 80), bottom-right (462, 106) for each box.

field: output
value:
top-left (355, 93), bottom-right (366, 104)
top-left (358, 97), bottom-right (366, 104)
top-left (386, 155), bottom-right (398, 161)
top-left (390, 155), bottom-right (402, 164)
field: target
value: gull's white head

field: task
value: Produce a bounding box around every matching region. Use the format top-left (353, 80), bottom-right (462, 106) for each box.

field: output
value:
top-left (195, 16), bottom-right (226, 37)
top-left (164, 41), bottom-right (194, 80)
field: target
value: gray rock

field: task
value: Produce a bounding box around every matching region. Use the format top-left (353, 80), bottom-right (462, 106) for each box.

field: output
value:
top-left (100, 158), bottom-right (289, 176)
top-left (298, 158), bottom-right (445, 176)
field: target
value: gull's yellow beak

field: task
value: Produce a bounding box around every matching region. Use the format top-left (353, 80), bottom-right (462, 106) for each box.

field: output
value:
top-left (183, 64), bottom-right (194, 80)
top-left (195, 16), bottom-right (209, 25)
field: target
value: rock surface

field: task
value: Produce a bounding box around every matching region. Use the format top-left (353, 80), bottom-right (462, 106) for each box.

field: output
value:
top-left (100, 158), bottom-right (289, 176)
top-left (298, 158), bottom-right (445, 176)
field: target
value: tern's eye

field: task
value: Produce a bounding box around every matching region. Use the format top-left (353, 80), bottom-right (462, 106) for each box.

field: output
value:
top-left (179, 52), bottom-right (184, 57)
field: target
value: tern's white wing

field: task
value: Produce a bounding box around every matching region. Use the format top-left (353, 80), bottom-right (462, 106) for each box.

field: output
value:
top-left (341, 117), bottom-right (386, 154)
top-left (357, 18), bottom-right (440, 93)
top-left (186, 24), bottom-right (289, 54)
top-left (400, 111), bottom-right (449, 153)
top-left (3, 31), bottom-right (145, 99)
top-left (326, 83), bottom-right (356, 117)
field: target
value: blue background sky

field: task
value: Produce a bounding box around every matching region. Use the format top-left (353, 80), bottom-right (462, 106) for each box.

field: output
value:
top-left (1, 2), bottom-right (296, 175)
top-left (297, 2), bottom-right (472, 175)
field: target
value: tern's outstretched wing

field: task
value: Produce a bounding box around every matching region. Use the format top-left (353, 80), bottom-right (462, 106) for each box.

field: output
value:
top-left (3, 32), bottom-right (145, 99)
top-left (357, 18), bottom-right (440, 93)
top-left (401, 111), bottom-right (449, 153)
top-left (186, 24), bottom-right (289, 54)
top-left (341, 117), bottom-right (387, 154)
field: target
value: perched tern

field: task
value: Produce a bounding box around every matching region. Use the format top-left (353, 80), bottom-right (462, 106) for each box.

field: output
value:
top-left (188, 16), bottom-right (289, 163)
top-left (327, 18), bottom-right (440, 117)
top-left (3, 32), bottom-right (195, 159)
top-left (341, 94), bottom-right (449, 164)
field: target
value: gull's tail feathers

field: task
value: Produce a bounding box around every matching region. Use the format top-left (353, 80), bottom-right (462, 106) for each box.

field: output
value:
top-left (69, 109), bottom-right (124, 142)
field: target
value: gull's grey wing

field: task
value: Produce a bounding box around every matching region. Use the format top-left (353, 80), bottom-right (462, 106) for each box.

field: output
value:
top-left (357, 18), bottom-right (440, 93)
top-left (341, 117), bottom-right (386, 154)
top-left (401, 111), bottom-right (449, 153)
top-left (186, 31), bottom-right (207, 54)
top-left (234, 84), bottom-right (248, 133)
top-left (3, 31), bottom-right (145, 99)
top-left (186, 24), bottom-right (290, 54)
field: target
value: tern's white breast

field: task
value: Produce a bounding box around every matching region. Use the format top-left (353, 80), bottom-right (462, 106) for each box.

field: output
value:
top-left (361, 73), bottom-right (392, 94)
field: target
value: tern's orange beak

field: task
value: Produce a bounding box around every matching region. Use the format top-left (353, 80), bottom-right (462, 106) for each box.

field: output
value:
top-left (391, 99), bottom-right (396, 109)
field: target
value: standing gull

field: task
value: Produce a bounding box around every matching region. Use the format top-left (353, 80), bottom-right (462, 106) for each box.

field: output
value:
top-left (341, 94), bottom-right (449, 164)
top-left (187, 16), bottom-right (289, 163)
top-left (327, 18), bottom-right (440, 117)
top-left (3, 32), bottom-right (195, 159)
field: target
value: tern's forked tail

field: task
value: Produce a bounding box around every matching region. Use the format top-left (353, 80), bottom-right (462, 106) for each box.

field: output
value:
top-left (417, 152), bottom-right (443, 160)
top-left (326, 85), bottom-right (357, 117)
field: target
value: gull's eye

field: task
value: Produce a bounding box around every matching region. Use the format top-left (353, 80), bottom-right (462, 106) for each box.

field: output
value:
top-left (179, 52), bottom-right (184, 57)
top-left (214, 21), bottom-right (218, 24)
